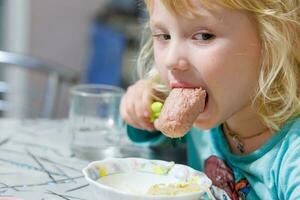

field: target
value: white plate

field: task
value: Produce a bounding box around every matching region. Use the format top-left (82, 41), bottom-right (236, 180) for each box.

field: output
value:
top-left (82, 157), bottom-right (213, 200)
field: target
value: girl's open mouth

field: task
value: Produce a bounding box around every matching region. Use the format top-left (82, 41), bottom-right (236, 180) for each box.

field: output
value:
top-left (204, 93), bottom-right (209, 111)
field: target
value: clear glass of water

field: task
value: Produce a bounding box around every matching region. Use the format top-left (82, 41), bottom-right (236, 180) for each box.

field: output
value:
top-left (69, 84), bottom-right (125, 161)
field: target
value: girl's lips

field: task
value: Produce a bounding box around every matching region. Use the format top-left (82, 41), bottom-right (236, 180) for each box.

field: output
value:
top-left (170, 82), bottom-right (203, 89)
top-left (204, 93), bottom-right (209, 111)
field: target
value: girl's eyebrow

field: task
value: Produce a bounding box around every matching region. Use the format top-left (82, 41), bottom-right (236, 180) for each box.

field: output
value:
top-left (150, 14), bottom-right (211, 31)
top-left (149, 20), bottom-right (165, 29)
top-left (149, 10), bottom-right (213, 28)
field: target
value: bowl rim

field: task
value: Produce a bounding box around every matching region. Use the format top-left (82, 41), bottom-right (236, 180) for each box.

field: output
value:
top-left (82, 157), bottom-right (211, 199)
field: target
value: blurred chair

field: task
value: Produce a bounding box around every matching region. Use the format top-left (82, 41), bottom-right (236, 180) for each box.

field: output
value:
top-left (0, 50), bottom-right (80, 118)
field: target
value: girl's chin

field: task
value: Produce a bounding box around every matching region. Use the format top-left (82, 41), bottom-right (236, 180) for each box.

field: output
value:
top-left (193, 116), bottom-right (217, 130)
top-left (193, 99), bottom-right (218, 129)
top-left (194, 122), bottom-right (213, 130)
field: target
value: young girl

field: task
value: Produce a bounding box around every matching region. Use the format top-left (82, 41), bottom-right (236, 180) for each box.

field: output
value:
top-left (120, 0), bottom-right (300, 199)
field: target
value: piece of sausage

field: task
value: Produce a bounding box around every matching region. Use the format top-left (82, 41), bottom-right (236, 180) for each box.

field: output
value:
top-left (154, 88), bottom-right (206, 138)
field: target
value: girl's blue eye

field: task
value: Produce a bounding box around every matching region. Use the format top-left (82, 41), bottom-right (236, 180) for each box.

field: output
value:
top-left (153, 34), bottom-right (171, 40)
top-left (193, 33), bottom-right (215, 41)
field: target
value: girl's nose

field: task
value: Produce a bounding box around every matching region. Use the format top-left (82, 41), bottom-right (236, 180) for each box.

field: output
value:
top-left (169, 59), bottom-right (190, 71)
top-left (165, 42), bottom-right (190, 71)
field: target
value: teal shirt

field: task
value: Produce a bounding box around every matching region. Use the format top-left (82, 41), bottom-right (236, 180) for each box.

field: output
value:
top-left (127, 117), bottom-right (300, 200)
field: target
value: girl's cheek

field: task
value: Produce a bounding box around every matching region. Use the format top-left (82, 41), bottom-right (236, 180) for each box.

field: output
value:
top-left (156, 67), bottom-right (168, 83)
top-left (154, 54), bottom-right (169, 82)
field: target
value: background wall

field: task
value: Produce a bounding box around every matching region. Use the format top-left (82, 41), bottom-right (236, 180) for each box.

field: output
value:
top-left (0, 0), bottom-right (120, 118)
top-left (29, 0), bottom-right (109, 117)
top-left (29, 0), bottom-right (108, 72)
top-left (0, 0), bottom-right (142, 118)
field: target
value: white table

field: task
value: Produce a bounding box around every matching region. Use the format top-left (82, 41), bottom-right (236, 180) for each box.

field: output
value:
top-left (0, 119), bottom-right (94, 199)
top-left (0, 119), bottom-right (186, 200)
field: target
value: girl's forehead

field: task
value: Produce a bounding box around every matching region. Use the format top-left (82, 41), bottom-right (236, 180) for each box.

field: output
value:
top-left (146, 0), bottom-right (220, 16)
top-left (146, 0), bottom-right (230, 19)
top-left (147, 0), bottom-right (240, 24)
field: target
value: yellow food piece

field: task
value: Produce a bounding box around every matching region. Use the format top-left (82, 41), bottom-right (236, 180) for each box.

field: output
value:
top-left (150, 102), bottom-right (163, 122)
top-left (147, 182), bottom-right (201, 196)
top-left (152, 166), bottom-right (168, 175)
top-left (151, 102), bottom-right (163, 113)
top-left (98, 167), bottom-right (107, 177)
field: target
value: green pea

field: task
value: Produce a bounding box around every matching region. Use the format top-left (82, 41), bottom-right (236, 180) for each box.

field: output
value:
top-left (151, 102), bottom-right (163, 113)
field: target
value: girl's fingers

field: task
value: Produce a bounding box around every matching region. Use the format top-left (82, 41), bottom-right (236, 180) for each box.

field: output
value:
top-left (120, 94), bottom-right (142, 129)
top-left (132, 89), bottom-right (154, 130)
top-left (142, 87), bottom-right (153, 117)
top-left (120, 80), bottom-right (155, 131)
top-left (141, 88), bottom-right (155, 130)
top-left (121, 90), bottom-right (151, 130)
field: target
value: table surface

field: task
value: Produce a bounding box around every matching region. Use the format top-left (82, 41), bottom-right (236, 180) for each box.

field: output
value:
top-left (0, 119), bottom-right (94, 200)
top-left (0, 119), bottom-right (188, 200)
top-left (0, 119), bottom-right (186, 200)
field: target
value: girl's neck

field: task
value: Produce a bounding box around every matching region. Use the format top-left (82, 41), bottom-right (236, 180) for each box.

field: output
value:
top-left (224, 105), bottom-right (273, 155)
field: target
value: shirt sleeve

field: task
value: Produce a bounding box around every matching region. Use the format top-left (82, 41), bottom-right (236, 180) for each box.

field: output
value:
top-left (278, 142), bottom-right (300, 199)
top-left (126, 125), bottom-right (186, 148)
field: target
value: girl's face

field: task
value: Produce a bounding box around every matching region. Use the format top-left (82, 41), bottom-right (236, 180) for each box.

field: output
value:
top-left (150, 0), bottom-right (262, 129)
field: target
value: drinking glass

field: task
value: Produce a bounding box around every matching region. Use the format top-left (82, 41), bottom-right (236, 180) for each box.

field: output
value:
top-left (69, 84), bottom-right (125, 161)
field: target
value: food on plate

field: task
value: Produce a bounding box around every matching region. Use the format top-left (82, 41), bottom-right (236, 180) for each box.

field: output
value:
top-left (147, 175), bottom-right (215, 199)
top-left (147, 182), bottom-right (202, 195)
top-left (83, 158), bottom-right (216, 199)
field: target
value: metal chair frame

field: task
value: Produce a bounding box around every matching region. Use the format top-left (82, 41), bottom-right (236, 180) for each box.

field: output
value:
top-left (0, 50), bottom-right (80, 118)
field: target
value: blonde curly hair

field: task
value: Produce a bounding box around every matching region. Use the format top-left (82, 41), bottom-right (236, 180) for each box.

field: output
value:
top-left (137, 0), bottom-right (300, 131)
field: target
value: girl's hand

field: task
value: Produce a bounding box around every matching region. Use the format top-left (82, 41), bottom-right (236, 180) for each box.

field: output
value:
top-left (120, 80), bottom-right (155, 131)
